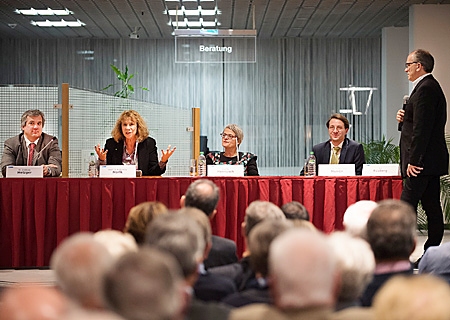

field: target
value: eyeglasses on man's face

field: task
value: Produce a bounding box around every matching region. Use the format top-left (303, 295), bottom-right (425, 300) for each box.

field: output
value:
top-left (220, 132), bottom-right (236, 140)
top-left (405, 61), bottom-right (419, 68)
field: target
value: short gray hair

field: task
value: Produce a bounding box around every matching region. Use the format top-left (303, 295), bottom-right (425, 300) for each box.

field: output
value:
top-left (244, 200), bottom-right (285, 237)
top-left (21, 109), bottom-right (45, 128)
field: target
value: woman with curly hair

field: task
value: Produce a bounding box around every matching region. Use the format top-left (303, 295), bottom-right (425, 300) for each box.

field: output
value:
top-left (95, 110), bottom-right (175, 176)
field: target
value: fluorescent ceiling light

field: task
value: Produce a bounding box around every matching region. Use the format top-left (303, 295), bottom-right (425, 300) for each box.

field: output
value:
top-left (171, 21), bottom-right (217, 28)
top-left (31, 19), bottom-right (86, 27)
top-left (15, 8), bottom-right (73, 16)
top-left (167, 9), bottom-right (218, 16)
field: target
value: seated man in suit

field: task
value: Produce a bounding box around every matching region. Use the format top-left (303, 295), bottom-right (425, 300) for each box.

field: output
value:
top-left (360, 199), bottom-right (416, 307)
top-left (303, 113), bottom-right (365, 175)
top-left (181, 179), bottom-right (238, 269)
top-left (1, 109), bottom-right (62, 177)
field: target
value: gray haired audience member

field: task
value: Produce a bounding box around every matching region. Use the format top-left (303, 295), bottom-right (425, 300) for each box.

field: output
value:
top-left (280, 201), bottom-right (310, 221)
top-left (328, 231), bottom-right (375, 311)
top-left (180, 179), bottom-right (238, 269)
top-left (209, 200), bottom-right (286, 291)
top-left (93, 229), bottom-right (138, 260)
top-left (343, 200), bottom-right (378, 239)
top-left (145, 212), bottom-right (231, 320)
top-left (103, 247), bottom-right (185, 320)
top-left (230, 229), bottom-right (340, 319)
top-left (418, 241), bottom-right (450, 283)
top-left (50, 232), bottom-right (114, 310)
top-left (243, 200), bottom-right (286, 239)
top-left (360, 199), bottom-right (416, 307)
top-left (179, 207), bottom-right (237, 302)
top-left (222, 219), bottom-right (293, 308)
top-left (146, 213), bottom-right (204, 282)
top-left (373, 275), bottom-right (450, 320)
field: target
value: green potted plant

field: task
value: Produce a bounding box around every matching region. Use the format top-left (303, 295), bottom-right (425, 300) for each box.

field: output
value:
top-left (362, 135), bottom-right (450, 231)
top-left (102, 64), bottom-right (148, 98)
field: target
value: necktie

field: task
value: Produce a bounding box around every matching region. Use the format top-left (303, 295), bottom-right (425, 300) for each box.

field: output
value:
top-left (330, 146), bottom-right (340, 164)
top-left (28, 143), bottom-right (36, 166)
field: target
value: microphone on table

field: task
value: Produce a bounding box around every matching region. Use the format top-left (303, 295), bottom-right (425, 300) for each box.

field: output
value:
top-left (236, 137), bottom-right (240, 162)
top-left (35, 136), bottom-right (56, 160)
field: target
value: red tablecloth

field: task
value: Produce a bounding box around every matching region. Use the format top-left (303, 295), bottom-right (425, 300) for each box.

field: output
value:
top-left (0, 176), bottom-right (402, 267)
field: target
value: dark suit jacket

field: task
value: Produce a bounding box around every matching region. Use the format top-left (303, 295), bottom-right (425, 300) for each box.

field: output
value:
top-left (204, 235), bottom-right (238, 269)
top-left (360, 268), bottom-right (414, 307)
top-left (1, 132), bottom-right (62, 177)
top-left (399, 74), bottom-right (448, 177)
top-left (311, 137), bottom-right (366, 175)
top-left (194, 271), bottom-right (237, 302)
top-left (104, 137), bottom-right (166, 176)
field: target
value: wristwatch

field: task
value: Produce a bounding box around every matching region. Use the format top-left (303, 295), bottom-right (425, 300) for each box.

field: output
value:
top-left (47, 166), bottom-right (52, 176)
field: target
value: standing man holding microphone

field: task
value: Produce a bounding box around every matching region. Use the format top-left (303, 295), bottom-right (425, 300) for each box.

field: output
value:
top-left (396, 49), bottom-right (448, 266)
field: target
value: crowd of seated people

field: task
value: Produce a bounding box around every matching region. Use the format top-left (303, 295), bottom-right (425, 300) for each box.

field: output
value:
top-left (3, 179), bottom-right (450, 320)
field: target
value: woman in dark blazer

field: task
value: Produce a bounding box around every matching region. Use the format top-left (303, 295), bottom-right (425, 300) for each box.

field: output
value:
top-left (95, 110), bottom-right (175, 176)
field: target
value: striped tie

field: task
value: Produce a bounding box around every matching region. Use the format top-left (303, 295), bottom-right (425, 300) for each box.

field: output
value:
top-left (28, 143), bottom-right (36, 166)
top-left (330, 146), bottom-right (340, 164)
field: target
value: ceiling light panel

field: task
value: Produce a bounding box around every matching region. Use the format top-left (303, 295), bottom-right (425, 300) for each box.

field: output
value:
top-left (15, 8), bottom-right (73, 16)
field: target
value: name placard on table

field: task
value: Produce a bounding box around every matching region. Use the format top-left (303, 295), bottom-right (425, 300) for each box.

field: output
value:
top-left (207, 165), bottom-right (244, 177)
top-left (318, 164), bottom-right (355, 176)
top-left (362, 164), bottom-right (400, 176)
top-left (6, 166), bottom-right (43, 178)
top-left (99, 165), bottom-right (137, 178)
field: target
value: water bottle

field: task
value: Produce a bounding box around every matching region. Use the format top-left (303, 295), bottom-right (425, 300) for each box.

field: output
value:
top-left (88, 152), bottom-right (97, 177)
top-left (305, 151), bottom-right (316, 176)
top-left (198, 152), bottom-right (206, 177)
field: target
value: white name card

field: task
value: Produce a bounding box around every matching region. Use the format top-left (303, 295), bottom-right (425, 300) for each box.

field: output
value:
top-left (362, 164), bottom-right (400, 176)
top-left (99, 165), bottom-right (137, 178)
top-left (318, 164), bottom-right (355, 176)
top-left (207, 165), bottom-right (244, 177)
top-left (6, 166), bottom-right (43, 178)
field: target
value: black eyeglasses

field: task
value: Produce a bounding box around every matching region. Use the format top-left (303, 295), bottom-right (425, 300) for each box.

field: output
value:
top-left (405, 61), bottom-right (419, 68)
top-left (220, 132), bottom-right (236, 140)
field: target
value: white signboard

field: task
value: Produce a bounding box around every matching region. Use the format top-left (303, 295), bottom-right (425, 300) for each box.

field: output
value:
top-left (318, 164), bottom-right (356, 176)
top-left (6, 166), bottom-right (43, 178)
top-left (207, 165), bottom-right (244, 177)
top-left (99, 165), bottom-right (136, 178)
top-left (362, 164), bottom-right (400, 176)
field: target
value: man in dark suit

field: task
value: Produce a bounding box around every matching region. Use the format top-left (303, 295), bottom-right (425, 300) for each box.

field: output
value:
top-left (1, 109), bottom-right (61, 177)
top-left (304, 113), bottom-right (365, 175)
top-left (360, 199), bottom-right (416, 307)
top-left (396, 49), bottom-right (448, 258)
top-left (180, 179), bottom-right (238, 269)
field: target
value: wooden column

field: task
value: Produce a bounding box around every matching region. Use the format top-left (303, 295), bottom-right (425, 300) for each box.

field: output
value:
top-left (192, 107), bottom-right (200, 159)
top-left (61, 83), bottom-right (69, 177)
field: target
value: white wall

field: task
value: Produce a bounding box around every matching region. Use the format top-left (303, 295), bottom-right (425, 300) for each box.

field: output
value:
top-left (382, 27), bottom-right (409, 144)
top-left (410, 4), bottom-right (450, 131)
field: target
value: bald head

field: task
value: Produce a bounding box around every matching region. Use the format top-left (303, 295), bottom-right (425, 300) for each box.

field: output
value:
top-left (182, 179), bottom-right (220, 217)
top-left (0, 286), bottom-right (69, 320)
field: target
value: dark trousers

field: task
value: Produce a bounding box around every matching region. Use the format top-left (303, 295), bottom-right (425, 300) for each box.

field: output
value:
top-left (401, 175), bottom-right (444, 251)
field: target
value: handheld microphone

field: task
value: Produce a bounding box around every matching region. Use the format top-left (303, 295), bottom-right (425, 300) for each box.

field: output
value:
top-left (403, 95), bottom-right (409, 105)
top-left (398, 95), bottom-right (409, 131)
top-left (35, 136), bottom-right (56, 160)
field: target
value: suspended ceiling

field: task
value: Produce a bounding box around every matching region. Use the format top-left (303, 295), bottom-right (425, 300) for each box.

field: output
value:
top-left (0, 0), bottom-right (449, 39)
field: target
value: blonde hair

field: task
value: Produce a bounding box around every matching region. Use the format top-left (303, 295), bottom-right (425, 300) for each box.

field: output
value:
top-left (111, 110), bottom-right (149, 142)
top-left (224, 124), bottom-right (244, 146)
top-left (124, 201), bottom-right (168, 244)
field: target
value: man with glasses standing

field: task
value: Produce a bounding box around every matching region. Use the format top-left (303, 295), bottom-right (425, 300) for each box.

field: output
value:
top-left (302, 113), bottom-right (365, 175)
top-left (396, 49), bottom-right (448, 267)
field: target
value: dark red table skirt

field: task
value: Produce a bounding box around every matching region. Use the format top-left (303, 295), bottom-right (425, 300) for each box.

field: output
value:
top-left (0, 176), bottom-right (402, 267)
